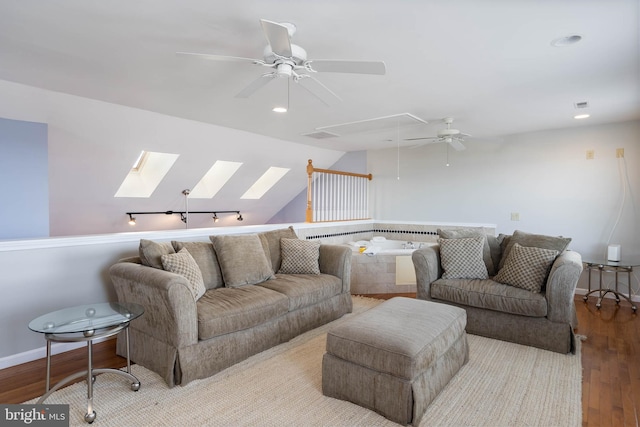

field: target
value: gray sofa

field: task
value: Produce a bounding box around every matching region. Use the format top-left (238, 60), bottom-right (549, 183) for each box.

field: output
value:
top-left (109, 227), bottom-right (352, 387)
top-left (412, 229), bottom-right (583, 354)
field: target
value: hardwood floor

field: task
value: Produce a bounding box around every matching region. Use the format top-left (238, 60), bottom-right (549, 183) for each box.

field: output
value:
top-left (1, 293), bottom-right (637, 427)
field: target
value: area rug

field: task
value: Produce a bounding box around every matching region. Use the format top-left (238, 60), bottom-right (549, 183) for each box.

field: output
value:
top-left (27, 296), bottom-right (582, 426)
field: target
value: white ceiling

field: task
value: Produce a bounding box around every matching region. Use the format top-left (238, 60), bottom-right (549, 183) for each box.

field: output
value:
top-left (1, 0), bottom-right (638, 152)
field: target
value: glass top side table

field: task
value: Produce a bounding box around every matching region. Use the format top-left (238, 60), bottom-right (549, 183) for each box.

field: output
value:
top-left (582, 259), bottom-right (639, 312)
top-left (29, 302), bottom-right (144, 424)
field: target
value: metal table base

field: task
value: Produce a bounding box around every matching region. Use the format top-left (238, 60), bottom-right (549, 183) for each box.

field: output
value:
top-left (582, 261), bottom-right (637, 312)
top-left (37, 324), bottom-right (140, 424)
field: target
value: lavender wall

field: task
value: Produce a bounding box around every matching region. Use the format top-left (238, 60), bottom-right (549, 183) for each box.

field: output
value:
top-left (0, 117), bottom-right (48, 239)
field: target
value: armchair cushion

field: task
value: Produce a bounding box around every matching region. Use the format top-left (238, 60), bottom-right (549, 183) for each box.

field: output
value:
top-left (278, 238), bottom-right (321, 275)
top-left (431, 278), bottom-right (548, 317)
top-left (494, 243), bottom-right (558, 293)
top-left (439, 237), bottom-right (488, 280)
top-left (210, 234), bottom-right (275, 287)
top-left (160, 248), bottom-right (206, 301)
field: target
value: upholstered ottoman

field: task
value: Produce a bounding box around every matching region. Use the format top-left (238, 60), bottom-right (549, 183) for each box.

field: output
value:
top-left (322, 297), bottom-right (468, 425)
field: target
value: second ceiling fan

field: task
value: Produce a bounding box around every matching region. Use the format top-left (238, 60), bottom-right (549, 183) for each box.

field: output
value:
top-left (177, 19), bottom-right (386, 106)
top-left (405, 117), bottom-right (470, 151)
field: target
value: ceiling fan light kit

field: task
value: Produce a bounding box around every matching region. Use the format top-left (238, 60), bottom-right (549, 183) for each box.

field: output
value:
top-left (178, 19), bottom-right (386, 108)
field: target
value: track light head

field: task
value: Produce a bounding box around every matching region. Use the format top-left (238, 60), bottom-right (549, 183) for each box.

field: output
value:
top-left (180, 213), bottom-right (187, 223)
top-left (237, 212), bottom-right (243, 221)
top-left (128, 214), bottom-right (136, 225)
top-left (212, 213), bottom-right (219, 223)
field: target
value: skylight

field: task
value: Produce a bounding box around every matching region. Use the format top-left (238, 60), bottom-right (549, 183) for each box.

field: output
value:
top-left (114, 151), bottom-right (179, 198)
top-left (241, 167), bottom-right (290, 199)
top-left (189, 160), bottom-right (243, 199)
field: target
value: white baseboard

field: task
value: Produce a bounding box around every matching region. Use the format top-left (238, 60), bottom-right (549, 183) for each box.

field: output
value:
top-left (0, 337), bottom-right (111, 371)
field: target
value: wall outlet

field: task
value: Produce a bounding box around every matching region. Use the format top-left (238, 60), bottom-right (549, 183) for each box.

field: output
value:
top-left (585, 150), bottom-right (594, 160)
top-left (510, 212), bottom-right (520, 221)
top-left (616, 148), bottom-right (624, 158)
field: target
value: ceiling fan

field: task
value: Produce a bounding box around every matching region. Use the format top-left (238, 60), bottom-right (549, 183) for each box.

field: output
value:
top-left (177, 19), bottom-right (386, 106)
top-left (405, 117), bottom-right (470, 151)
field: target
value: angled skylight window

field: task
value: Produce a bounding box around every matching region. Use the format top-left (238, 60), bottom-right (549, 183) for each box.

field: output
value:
top-left (241, 167), bottom-right (290, 200)
top-left (189, 160), bottom-right (243, 199)
top-left (114, 151), bottom-right (179, 198)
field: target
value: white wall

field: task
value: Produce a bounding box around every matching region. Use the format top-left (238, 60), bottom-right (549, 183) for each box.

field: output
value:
top-left (368, 120), bottom-right (640, 262)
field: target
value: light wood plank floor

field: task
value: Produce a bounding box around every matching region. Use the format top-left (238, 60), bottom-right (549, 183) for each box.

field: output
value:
top-left (0, 294), bottom-right (637, 427)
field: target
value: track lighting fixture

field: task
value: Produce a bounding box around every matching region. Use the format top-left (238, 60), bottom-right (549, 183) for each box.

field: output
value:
top-left (125, 210), bottom-right (242, 225)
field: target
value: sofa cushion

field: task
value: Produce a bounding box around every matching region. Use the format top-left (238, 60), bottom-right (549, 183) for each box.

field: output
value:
top-left (139, 239), bottom-right (175, 269)
top-left (498, 230), bottom-right (571, 271)
top-left (196, 286), bottom-right (289, 340)
top-left (438, 227), bottom-right (496, 275)
top-left (210, 234), bottom-right (275, 287)
top-left (258, 226), bottom-right (298, 273)
top-left (172, 241), bottom-right (224, 290)
top-left (258, 274), bottom-right (342, 311)
top-left (160, 248), bottom-right (206, 301)
top-left (278, 238), bottom-right (321, 275)
top-left (439, 237), bottom-right (488, 280)
top-left (431, 278), bottom-right (548, 317)
top-left (494, 243), bottom-right (558, 293)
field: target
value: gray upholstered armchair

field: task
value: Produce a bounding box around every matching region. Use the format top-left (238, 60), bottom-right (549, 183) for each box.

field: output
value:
top-left (412, 231), bottom-right (583, 354)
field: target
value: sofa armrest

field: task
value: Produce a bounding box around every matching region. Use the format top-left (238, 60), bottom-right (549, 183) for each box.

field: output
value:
top-left (318, 244), bottom-right (352, 293)
top-left (545, 250), bottom-right (583, 324)
top-left (412, 245), bottom-right (442, 300)
top-left (109, 261), bottom-right (198, 348)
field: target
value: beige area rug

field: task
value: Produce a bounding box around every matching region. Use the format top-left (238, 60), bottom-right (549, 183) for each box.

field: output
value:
top-left (28, 297), bottom-right (582, 426)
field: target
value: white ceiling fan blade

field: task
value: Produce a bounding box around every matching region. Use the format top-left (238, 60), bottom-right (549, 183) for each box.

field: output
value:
top-left (460, 132), bottom-right (472, 138)
top-left (296, 76), bottom-right (342, 106)
top-left (306, 60), bottom-right (386, 75)
top-left (235, 73), bottom-right (277, 98)
top-left (260, 19), bottom-right (292, 57)
top-left (176, 52), bottom-right (260, 63)
top-left (404, 136), bottom-right (439, 141)
top-left (449, 139), bottom-right (466, 151)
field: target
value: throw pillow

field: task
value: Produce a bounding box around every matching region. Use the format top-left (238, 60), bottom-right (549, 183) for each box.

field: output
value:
top-left (438, 228), bottom-right (496, 276)
top-left (210, 234), bottom-right (275, 287)
top-left (172, 241), bottom-right (224, 290)
top-left (278, 238), bottom-right (321, 275)
top-left (160, 248), bottom-right (206, 300)
top-left (139, 239), bottom-right (175, 269)
top-left (494, 243), bottom-right (559, 293)
top-left (258, 226), bottom-right (298, 273)
top-left (498, 230), bottom-right (571, 271)
top-left (438, 237), bottom-right (489, 280)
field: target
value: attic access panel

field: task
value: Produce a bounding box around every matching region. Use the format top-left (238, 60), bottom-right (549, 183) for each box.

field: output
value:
top-left (312, 113), bottom-right (428, 137)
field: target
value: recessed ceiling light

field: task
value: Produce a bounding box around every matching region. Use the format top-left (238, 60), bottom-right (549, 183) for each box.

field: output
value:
top-left (574, 114), bottom-right (590, 119)
top-left (272, 107), bottom-right (287, 113)
top-left (551, 34), bottom-right (583, 47)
